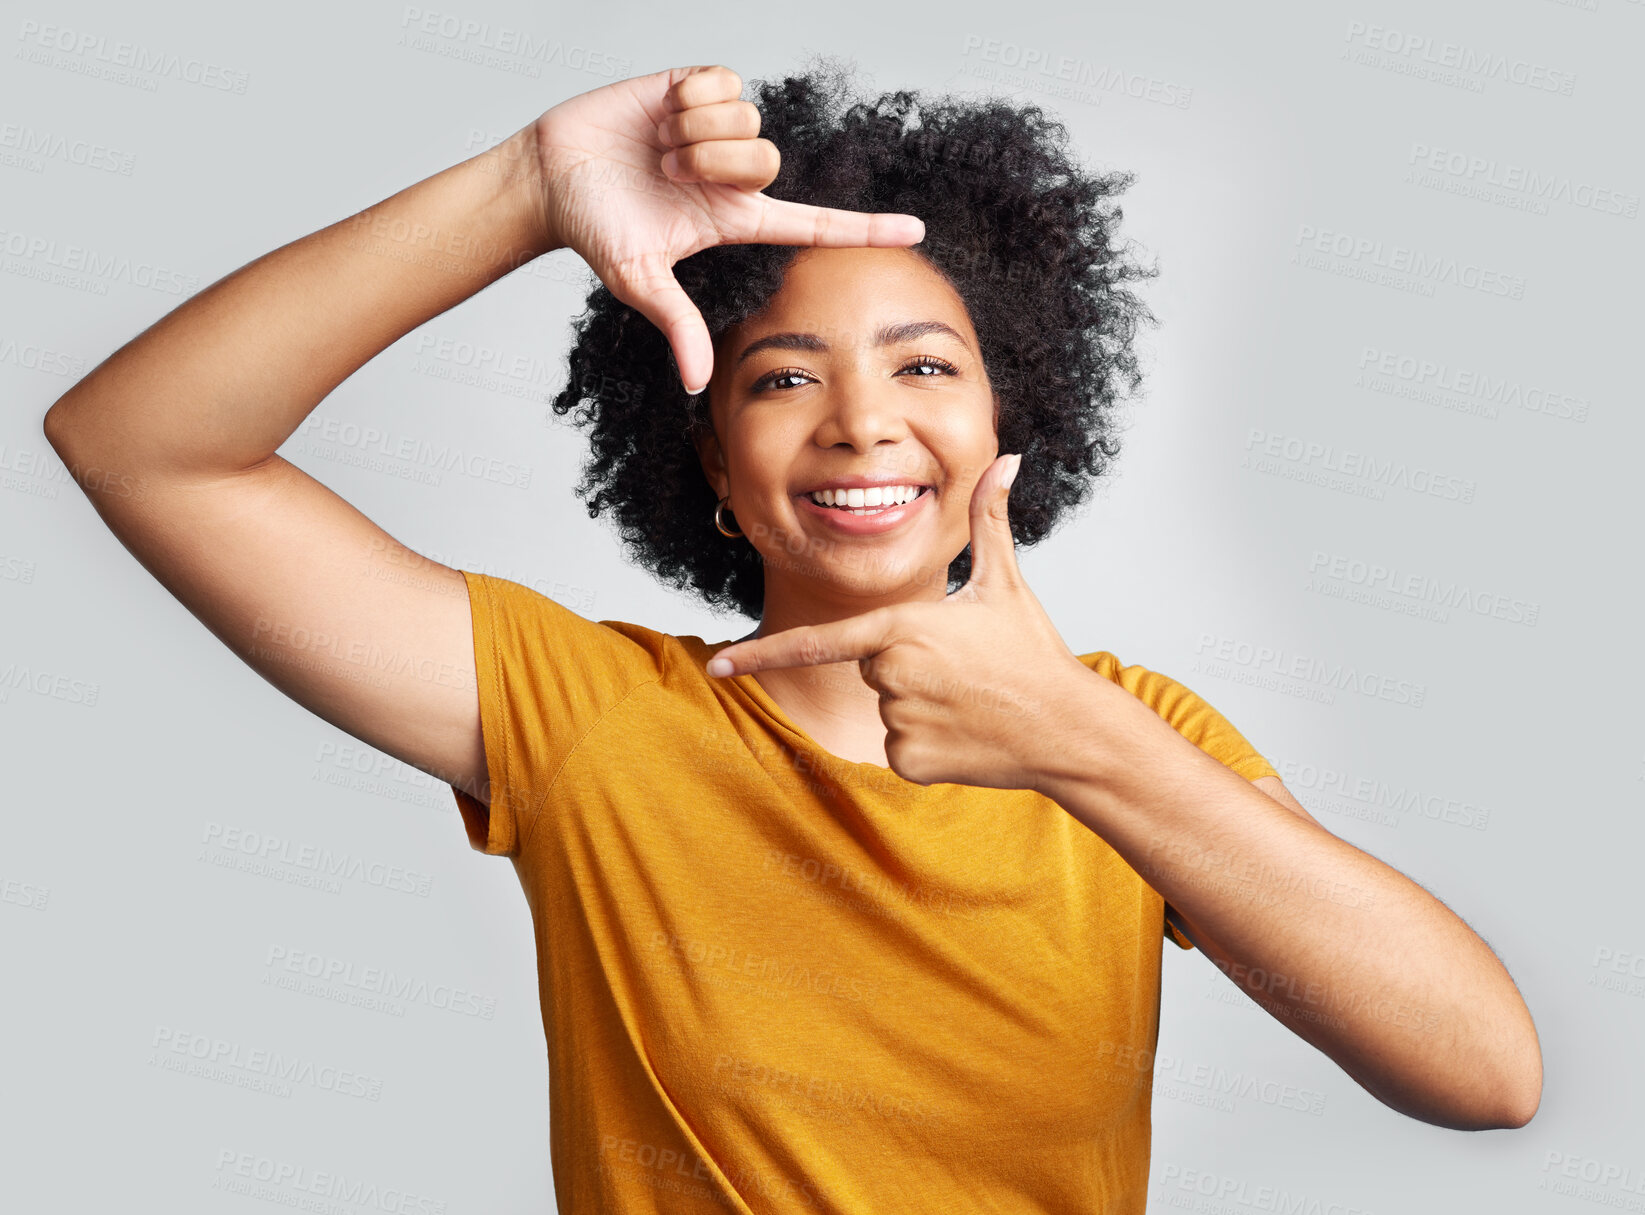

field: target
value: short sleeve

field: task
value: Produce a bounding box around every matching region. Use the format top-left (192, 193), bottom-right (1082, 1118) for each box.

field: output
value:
top-left (1080, 652), bottom-right (1281, 951)
top-left (1164, 913), bottom-right (1195, 952)
top-left (451, 571), bottom-right (663, 857)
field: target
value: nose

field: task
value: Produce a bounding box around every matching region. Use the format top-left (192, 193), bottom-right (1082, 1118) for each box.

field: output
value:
top-left (810, 367), bottom-right (910, 452)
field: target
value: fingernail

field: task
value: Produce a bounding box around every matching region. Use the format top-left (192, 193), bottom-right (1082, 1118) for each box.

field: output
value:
top-left (707, 657), bottom-right (734, 677)
top-left (661, 149), bottom-right (679, 177)
top-left (1004, 453), bottom-right (1022, 490)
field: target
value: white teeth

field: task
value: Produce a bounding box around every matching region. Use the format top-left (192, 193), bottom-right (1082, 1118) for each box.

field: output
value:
top-left (806, 484), bottom-right (923, 509)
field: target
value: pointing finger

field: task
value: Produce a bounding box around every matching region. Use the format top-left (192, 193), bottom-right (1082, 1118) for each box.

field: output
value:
top-left (706, 610), bottom-right (897, 677)
top-left (748, 195), bottom-right (925, 249)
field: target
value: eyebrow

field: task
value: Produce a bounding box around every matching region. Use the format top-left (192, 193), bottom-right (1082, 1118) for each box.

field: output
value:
top-left (734, 319), bottom-right (971, 367)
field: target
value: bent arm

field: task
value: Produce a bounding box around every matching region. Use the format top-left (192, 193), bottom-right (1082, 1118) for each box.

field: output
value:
top-left (1036, 670), bottom-right (1543, 1131)
top-left (41, 126), bottom-right (560, 804)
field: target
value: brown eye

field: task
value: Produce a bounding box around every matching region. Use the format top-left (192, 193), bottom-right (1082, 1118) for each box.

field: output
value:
top-left (751, 367), bottom-right (815, 392)
top-left (898, 356), bottom-right (959, 377)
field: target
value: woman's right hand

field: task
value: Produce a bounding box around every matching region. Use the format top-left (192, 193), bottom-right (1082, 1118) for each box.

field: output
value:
top-left (528, 64), bottom-right (925, 395)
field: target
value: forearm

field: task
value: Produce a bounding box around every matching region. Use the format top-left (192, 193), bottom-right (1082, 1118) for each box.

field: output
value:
top-left (1036, 670), bottom-right (1541, 1129)
top-left (43, 124), bottom-right (557, 476)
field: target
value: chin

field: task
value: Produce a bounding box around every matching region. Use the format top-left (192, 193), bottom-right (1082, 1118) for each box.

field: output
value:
top-left (823, 556), bottom-right (954, 599)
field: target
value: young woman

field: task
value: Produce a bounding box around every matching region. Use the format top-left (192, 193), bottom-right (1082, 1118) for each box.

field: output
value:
top-left (45, 62), bottom-right (1540, 1213)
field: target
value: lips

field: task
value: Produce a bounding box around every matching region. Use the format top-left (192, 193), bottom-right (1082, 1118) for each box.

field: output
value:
top-left (805, 485), bottom-right (929, 511)
top-left (794, 482), bottom-right (935, 535)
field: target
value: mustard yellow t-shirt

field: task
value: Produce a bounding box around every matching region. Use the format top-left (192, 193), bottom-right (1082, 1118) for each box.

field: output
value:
top-left (448, 571), bottom-right (1279, 1214)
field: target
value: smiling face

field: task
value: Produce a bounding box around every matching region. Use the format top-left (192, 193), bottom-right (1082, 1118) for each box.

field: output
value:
top-left (695, 245), bottom-right (1000, 619)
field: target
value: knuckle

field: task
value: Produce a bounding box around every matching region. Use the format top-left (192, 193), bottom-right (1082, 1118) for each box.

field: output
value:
top-left (604, 258), bottom-right (644, 296)
top-left (673, 143), bottom-right (706, 176)
top-left (891, 744), bottom-right (929, 786)
top-left (879, 659), bottom-right (907, 694)
top-left (607, 254), bottom-right (668, 302)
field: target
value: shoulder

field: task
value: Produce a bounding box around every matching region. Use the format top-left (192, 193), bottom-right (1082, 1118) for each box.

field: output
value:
top-left (1074, 648), bottom-right (1197, 709)
top-left (461, 570), bottom-right (673, 687)
top-left (1076, 648), bottom-right (1219, 717)
top-left (464, 571), bottom-right (760, 697)
top-left (1076, 648), bottom-right (1278, 784)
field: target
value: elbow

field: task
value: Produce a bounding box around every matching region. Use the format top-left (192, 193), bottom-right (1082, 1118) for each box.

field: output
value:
top-left (1382, 1016), bottom-right (1543, 1131)
top-left (1465, 1025), bottom-right (1543, 1131)
top-left (42, 401), bottom-right (67, 451)
top-left (42, 394), bottom-right (83, 459)
top-left (1412, 1066), bottom-right (1540, 1131)
top-left (1493, 1052), bottom-right (1543, 1130)
top-left (1468, 1078), bottom-right (1539, 1131)
top-left (1501, 1090), bottom-right (1541, 1131)
top-left (41, 397), bottom-right (143, 504)
top-left (1463, 976), bottom-right (1544, 1130)
top-left (1496, 1002), bottom-right (1545, 1130)
top-left (41, 404), bottom-right (85, 482)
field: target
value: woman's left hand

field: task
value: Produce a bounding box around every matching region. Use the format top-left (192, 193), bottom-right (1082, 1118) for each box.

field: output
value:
top-left (706, 454), bottom-right (1100, 791)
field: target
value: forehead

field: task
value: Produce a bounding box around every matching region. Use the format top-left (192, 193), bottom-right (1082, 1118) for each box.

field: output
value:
top-left (722, 246), bottom-right (976, 346)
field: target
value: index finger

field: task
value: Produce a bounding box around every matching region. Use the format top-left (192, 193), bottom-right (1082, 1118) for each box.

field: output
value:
top-left (706, 611), bottom-right (895, 677)
top-left (749, 196), bottom-right (925, 249)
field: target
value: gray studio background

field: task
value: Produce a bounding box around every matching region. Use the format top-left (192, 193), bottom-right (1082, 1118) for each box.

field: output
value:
top-left (3, 0), bottom-right (1640, 1210)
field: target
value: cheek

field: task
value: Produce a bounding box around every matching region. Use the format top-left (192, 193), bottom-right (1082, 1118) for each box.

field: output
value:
top-left (933, 413), bottom-right (1000, 488)
top-left (729, 424), bottom-right (804, 504)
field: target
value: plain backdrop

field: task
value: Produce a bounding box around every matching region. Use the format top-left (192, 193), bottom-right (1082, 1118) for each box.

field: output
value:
top-left (3, 0), bottom-right (1640, 1209)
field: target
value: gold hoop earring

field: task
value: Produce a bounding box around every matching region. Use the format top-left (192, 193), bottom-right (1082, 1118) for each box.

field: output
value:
top-left (714, 496), bottom-right (744, 539)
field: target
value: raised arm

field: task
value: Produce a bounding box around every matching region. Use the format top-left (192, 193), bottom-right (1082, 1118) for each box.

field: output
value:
top-left (41, 64), bottom-right (925, 809)
top-left (41, 122), bottom-right (554, 806)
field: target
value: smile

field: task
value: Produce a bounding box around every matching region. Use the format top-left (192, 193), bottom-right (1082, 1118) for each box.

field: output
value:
top-left (805, 484), bottom-right (928, 512)
top-left (795, 485), bottom-right (933, 534)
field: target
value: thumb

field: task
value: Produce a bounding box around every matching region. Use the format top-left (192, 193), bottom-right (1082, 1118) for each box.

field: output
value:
top-left (607, 252), bottom-right (714, 395)
top-left (963, 453), bottom-right (1023, 591)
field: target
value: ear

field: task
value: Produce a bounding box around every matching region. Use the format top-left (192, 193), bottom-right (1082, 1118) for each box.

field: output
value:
top-left (692, 419), bottom-right (728, 501)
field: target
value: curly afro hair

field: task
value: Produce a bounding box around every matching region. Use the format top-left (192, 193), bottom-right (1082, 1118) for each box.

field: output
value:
top-left (548, 56), bottom-right (1159, 621)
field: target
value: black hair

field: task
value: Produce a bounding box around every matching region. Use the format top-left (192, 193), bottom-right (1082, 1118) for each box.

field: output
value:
top-left (549, 57), bottom-right (1159, 620)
